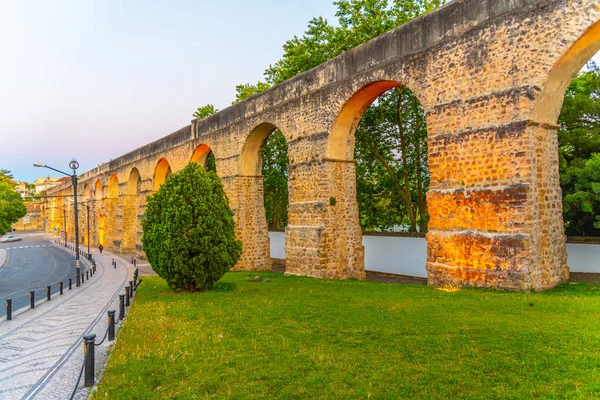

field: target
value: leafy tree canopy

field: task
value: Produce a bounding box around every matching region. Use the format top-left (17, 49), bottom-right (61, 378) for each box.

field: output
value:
top-left (558, 62), bottom-right (600, 236)
top-left (142, 163), bottom-right (242, 291)
top-left (193, 104), bottom-right (218, 119)
top-left (0, 169), bottom-right (27, 235)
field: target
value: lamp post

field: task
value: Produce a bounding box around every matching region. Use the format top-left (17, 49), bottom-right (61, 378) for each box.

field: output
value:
top-left (35, 160), bottom-right (81, 285)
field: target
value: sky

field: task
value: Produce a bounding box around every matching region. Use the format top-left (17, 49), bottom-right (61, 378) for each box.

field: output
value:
top-left (0, 0), bottom-right (337, 182)
top-left (2, 1), bottom-right (599, 183)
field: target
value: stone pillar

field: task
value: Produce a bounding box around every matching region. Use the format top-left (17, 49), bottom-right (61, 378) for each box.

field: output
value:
top-left (104, 197), bottom-right (119, 250)
top-left (425, 102), bottom-right (569, 291)
top-left (232, 175), bottom-right (271, 271)
top-left (286, 157), bottom-right (365, 280)
top-left (121, 194), bottom-right (137, 252)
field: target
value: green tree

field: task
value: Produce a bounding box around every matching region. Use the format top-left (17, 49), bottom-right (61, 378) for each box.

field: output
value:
top-left (0, 169), bottom-right (27, 235)
top-left (558, 62), bottom-right (600, 236)
top-left (141, 163), bottom-right (242, 291)
top-left (193, 104), bottom-right (218, 119)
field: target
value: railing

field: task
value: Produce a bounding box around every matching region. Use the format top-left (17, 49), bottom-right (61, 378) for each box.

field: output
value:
top-left (69, 270), bottom-right (142, 398)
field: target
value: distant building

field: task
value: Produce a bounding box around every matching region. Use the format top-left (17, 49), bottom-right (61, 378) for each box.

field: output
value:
top-left (12, 180), bottom-right (35, 199)
top-left (34, 176), bottom-right (60, 194)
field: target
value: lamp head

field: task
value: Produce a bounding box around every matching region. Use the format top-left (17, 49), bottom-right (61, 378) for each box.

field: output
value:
top-left (33, 163), bottom-right (46, 168)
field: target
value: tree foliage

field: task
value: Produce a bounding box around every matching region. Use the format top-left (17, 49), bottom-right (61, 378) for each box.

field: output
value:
top-left (193, 104), bottom-right (218, 119)
top-left (558, 62), bottom-right (600, 236)
top-left (141, 163), bottom-right (242, 291)
top-left (0, 170), bottom-right (27, 235)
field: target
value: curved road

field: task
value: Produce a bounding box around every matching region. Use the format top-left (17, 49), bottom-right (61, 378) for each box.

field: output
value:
top-left (0, 232), bottom-right (77, 317)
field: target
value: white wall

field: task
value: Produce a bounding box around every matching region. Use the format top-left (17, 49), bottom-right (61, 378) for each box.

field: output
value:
top-left (361, 235), bottom-right (427, 277)
top-left (268, 231), bottom-right (285, 259)
top-left (567, 243), bottom-right (600, 273)
top-left (269, 232), bottom-right (600, 276)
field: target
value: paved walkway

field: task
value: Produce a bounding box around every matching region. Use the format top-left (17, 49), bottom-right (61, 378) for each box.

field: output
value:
top-left (0, 235), bottom-right (136, 399)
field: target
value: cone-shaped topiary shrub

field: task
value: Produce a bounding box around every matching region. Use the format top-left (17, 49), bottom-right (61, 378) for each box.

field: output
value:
top-left (142, 163), bottom-right (242, 291)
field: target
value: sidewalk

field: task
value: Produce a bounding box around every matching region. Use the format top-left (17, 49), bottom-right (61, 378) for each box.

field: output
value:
top-left (0, 236), bottom-right (136, 399)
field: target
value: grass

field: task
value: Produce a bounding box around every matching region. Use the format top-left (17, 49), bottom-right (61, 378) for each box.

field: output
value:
top-left (94, 272), bottom-right (600, 399)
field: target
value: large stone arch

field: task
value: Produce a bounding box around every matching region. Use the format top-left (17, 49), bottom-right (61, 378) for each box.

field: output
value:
top-left (154, 158), bottom-right (172, 191)
top-left (233, 122), bottom-right (288, 271)
top-left (190, 144), bottom-right (214, 170)
top-left (122, 168), bottom-right (141, 252)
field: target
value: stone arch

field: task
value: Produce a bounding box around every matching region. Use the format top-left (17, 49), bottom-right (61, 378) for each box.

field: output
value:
top-left (240, 123), bottom-right (280, 175)
top-left (94, 179), bottom-right (103, 201)
top-left (108, 174), bottom-right (119, 199)
top-left (191, 143), bottom-right (216, 172)
top-left (296, 80), bottom-right (428, 280)
top-left (235, 122), bottom-right (289, 271)
top-left (154, 158), bottom-right (172, 191)
top-left (328, 80), bottom-right (401, 160)
top-left (532, 20), bottom-right (600, 125)
top-left (122, 168), bottom-right (141, 252)
top-left (519, 18), bottom-right (600, 289)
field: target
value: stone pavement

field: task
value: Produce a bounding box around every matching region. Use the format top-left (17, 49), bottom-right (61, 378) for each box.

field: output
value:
top-left (0, 236), bottom-right (136, 399)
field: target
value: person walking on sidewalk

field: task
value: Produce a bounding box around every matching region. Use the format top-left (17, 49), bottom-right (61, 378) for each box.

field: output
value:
top-left (99, 244), bottom-right (104, 254)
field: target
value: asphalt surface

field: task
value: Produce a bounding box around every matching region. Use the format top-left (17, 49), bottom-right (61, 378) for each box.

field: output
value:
top-left (0, 232), bottom-right (77, 317)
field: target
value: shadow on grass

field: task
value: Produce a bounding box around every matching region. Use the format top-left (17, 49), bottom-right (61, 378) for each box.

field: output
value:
top-left (212, 281), bottom-right (237, 292)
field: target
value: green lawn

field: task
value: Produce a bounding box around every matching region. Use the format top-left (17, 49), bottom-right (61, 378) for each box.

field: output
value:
top-left (95, 272), bottom-right (600, 399)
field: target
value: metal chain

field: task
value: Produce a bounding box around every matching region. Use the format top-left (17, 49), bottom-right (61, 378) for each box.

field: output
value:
top-left (69, 355), bottom-right (86, 400)
top-left (94, 325), bottom-right (110, 347)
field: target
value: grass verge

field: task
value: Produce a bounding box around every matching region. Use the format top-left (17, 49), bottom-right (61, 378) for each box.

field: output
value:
top-left (94, 272), bottom-right (600, 399)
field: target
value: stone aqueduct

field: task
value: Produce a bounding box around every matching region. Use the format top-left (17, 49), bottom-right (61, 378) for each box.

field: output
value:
top-left (43, 0), bottom-right (600, 291)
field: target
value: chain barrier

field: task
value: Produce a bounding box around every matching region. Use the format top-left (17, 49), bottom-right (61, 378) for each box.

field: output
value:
top-left (69, 354), bottom-right (86, 400)
top-left (94, 325), bottom-right (110, 347)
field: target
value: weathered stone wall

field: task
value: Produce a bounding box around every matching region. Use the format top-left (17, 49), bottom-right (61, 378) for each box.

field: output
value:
top-left (43, 0), bottom-right (600, 291)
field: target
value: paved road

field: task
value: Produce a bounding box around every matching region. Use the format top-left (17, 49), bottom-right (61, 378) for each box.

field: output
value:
top-left (0, 235), bottom-right (135, 399)
top-left (0, 233), bottom-right (78, 317)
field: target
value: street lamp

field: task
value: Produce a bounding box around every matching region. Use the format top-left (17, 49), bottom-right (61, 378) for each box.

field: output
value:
top-left (34, 160), bottom-right (81, 286)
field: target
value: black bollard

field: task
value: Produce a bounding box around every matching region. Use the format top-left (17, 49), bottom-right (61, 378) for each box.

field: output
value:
top-left (60, 281), bottom-right (63, 295)
top-left (81, 273), bottom-right (84, 284)
top-left (119, 294), bottom-right (125, 320)
top-left (108, 310), bottom-right (116, 341)
top-left (86, 271), bottom-right (89, 281)
top-left (46, 286), bottom-right (51, 301)
top-left (133, 258), bottom-right (136, 267)
top-left (131, 256), bottom-right (134, 265)
top-left (69, 278), bottom-right (72, 290)
top-left (125, 286), bottom-right (130, 307)
top-left (129, 281), bottom-right (134, 297)
top-left (83, 334), bottom-right (96, 387)
top-left (30, 291), bottom-right (35, 309)
top-left (6, 299), bottom-right (12, 320)
top-left (112, 259), bottom-right (116, 269)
